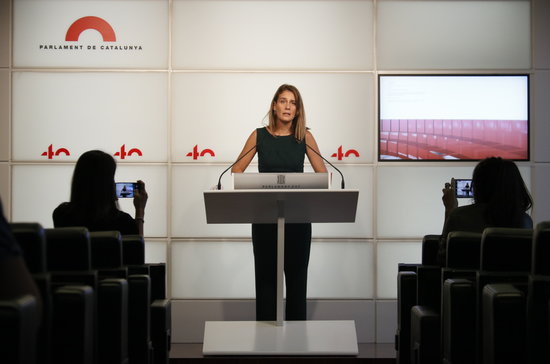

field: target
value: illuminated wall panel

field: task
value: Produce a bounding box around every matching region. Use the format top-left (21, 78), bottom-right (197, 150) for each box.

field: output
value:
top-left (377, 242), bottom-right (422, 299)
top-left (12, 72), bottom-right (168, 162)
top-left (0, 70), bottom-right (8, 161)
top-left (12, 164), bottom-right (168, 236)
top-left (171, 240), bottom-right (374, 299)
top-left (145, 240), bottom-right (168, 264)
top-left (0, 164), bottom-right (8, 213)
top-left (172, 72), bottom-right (375, 164)
top-left (171, 241), bottom-right (255, 299)
top-left (534, 71), bottom-right (550, 163)
top-left (534, 0), bottom-right (550, 68)
top-left (0, 0), bottom-right (9, 67)
top-left (308, 241), bottom-right (374, 299)
top-left (534, 164), bottom-right (550, 222)
top-left (172, 0), bottom-right (373, 70)
top-left (377, 0), bottom-right (531, 70)
top-left (13, 0), bottom-right (168, 68)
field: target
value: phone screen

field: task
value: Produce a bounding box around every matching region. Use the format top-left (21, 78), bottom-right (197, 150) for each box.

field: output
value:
top-left (115, 182), bottom-right (137, 198)
top-left (454, 179), bottom-right (473, 198)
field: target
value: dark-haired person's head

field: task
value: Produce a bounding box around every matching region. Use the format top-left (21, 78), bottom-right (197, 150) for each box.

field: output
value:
top-left (70, 150), bottom-right (117, 219)
top-left (472, 157), bottom-right (533, 227)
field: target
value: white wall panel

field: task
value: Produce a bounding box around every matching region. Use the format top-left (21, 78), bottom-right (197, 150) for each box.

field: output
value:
top-left (171, 240), bottom-right (374, 299)
top-left (0, 0), bottom-right (9, 67)
top-left (534, 71), bottom-right (550, 162)
top-left (12, 72), bottom-right (168, 162)
top-left (534, 0), bottom-right (550, 69)
top-left (12, 164), bottom-right (167, 236)
top-left (534, 163), bottom-right (550, 223)
top-left (172, 165), bottom-right (251, 238)
top-left (13, 0), bottom-right (168, 68)
top-left (0, 70), bottom-right (8, 161)
top-left (0, 164), bottom-right (9, 215)
top-left (377, 242), bottom-right (421, 299)
top-left (313, 165), bottom-right (374, 238)
top-left (377, 165), bottom-right (533, 239)
top-left (172, 0), bottom-right (373, 70)
top-left (308, 241), bottom-right (373, 299)
top-left (171, 241), bottom-right (255, 299)
top-left (172, 72), bottom-right (375, 164)
top-left (114, 164), bottom-right (168, 237)
top-left (12, 164), bottom-right (74, 227)
top-left (377, 1), bottom-right (531, 70)
top-left (145, 240), bottom-right (167, 264)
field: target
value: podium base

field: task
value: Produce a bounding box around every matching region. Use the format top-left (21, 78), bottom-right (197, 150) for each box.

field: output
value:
top-left (202, 320), bottom-right (358, 356)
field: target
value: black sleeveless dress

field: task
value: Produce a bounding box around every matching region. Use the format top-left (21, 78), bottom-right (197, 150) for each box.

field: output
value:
top-left (252, 127), bottom-right (311, 321)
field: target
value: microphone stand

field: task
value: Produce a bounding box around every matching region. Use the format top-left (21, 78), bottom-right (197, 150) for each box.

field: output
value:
top-left (217, 144), bottom-right (257, 190)
top-left (306, 143), bottom-right (345, 189)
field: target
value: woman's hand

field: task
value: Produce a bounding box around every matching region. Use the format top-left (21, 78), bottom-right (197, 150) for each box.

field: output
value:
top-left (442, 178), bottom-right (458, 219)
top-left (133, 180), bottom-right (148, 216)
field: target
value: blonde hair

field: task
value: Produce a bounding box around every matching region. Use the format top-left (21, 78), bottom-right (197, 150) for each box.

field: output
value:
top-left (267, 84), bottom-right (307, 142)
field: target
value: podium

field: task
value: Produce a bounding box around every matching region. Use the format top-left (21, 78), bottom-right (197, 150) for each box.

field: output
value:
top-left (203, 187), bottom-right (359, 356)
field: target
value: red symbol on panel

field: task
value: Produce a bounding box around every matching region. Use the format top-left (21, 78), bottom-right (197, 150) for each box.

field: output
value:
top-left (186, 145), bottom-right (215, 160)
top-left (65, 16), bottom-right (116, 42)
top-left (331, 146), bottom-right (360, 161)
top-left (114, 145), bottom-right (142, 159)
top-left (41, 144), bottom-right (70, 159)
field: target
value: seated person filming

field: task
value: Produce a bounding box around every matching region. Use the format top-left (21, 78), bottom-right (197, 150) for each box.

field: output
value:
top-left (53, 150), bottom-right (147, 236)
top-left (437, 157), bottom-right (533, 266)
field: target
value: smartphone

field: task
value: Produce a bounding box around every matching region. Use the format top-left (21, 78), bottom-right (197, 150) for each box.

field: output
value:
top-left (454, 179), bottom-right (473, 198)
top-left (115, 182), bottom-right (138, 198)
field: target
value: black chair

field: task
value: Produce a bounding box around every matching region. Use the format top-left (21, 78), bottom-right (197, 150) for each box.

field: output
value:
top-left (122, 235), bottom-right (170, 362)
top-left (441, 231), bottom-right (482, 364)
top-left (128, 275), bottom-right (153, 364)
top-left (477, 227), bottom-right (533, 364)
top-left (395, 234), bottom-right (439, 364)
top-left (11, 222), bottom-right (53, 364)
top-left (151, 299), bottom-right (171, 364)
top-left (90, 231), bottom-right (128, 280)
top-left (482, 283), bottom-right (526, 364)
top-left (0, 294), bottom-right (40, 364)
top-left (51, 285), bottom-right (95, 364)
top-left (409, 235), bottom-right (442, 364)
top-left (527, 221), bottom-right (550, 364)
top-left (97, 278), bottom-right (129, 364)
top-left (10, 222), bottom-right (47, 274)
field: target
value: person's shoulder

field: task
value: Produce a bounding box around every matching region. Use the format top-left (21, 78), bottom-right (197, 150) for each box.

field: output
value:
top-left (53, 202), bottom-right (71, 215)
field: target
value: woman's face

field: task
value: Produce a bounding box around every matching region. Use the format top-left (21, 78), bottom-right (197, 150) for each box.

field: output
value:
top-left (272, 90), bottom-right (297, 124)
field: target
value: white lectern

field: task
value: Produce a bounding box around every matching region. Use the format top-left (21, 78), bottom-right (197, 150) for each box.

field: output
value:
top-left (203, 187), bottom-right (359, 356)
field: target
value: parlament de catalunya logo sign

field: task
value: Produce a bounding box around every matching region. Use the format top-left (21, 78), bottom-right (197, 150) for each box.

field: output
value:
top-left (39, 16), bottom-right (143, 52)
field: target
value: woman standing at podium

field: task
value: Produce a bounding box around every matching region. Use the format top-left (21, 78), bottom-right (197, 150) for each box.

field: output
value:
top-left (231, 84), bottom-right (327, 321)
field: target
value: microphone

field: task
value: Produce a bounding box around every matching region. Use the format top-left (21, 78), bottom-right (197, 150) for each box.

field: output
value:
top-left (217, 144), bottom-right (257, 190)
top-left (306, 143), bottom-right (345, 189)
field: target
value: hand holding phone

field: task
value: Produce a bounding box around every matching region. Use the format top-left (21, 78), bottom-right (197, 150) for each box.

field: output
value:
top-left (454, 179), bottom-right (473, 198)
top-left (115, 182), bottom-right (139, 198)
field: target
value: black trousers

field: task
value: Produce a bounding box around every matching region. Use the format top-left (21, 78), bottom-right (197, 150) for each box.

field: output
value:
top-left (251, 223), bottom-right (312, 321)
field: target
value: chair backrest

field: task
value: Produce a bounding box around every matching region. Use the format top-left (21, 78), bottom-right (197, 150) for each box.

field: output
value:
top-left (481, 227), bottom-right (533, 272)
top-left (532, 221), bottom-right (550, 275)
top-left (422, 234), bottom-right (441, 266)
top-left (122, 235), bottom-right (145, 266)
top-left (446, 231), bottom-right (482, 270)
top-left (90, 231), bottom-right (123, 269)
top-left (10, 222), bottom-right (47, 274)
top-left (45, 227), bottom-right (91, 271)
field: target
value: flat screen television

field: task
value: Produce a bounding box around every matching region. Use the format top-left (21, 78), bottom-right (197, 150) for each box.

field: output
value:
top-left (378, 74), bottom-right (529, 161)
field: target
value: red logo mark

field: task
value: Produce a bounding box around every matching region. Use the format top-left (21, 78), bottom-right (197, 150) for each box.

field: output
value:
top-left (331, 146), bottom-right (360, 161)
top-left (114, 145), bottom-right (142, 159)
top-left (41, 144), bottom-right (70, 159)
top-left (186, 145), bottom-right (215, 160)
top-left (66, 16), bottom-right (116, 42)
